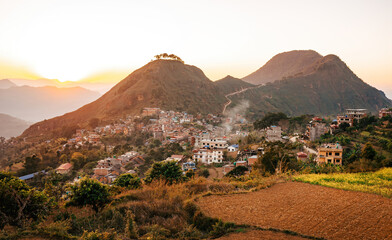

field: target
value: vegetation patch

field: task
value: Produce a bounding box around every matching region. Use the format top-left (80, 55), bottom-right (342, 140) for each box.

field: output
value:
top-left (293, 168), bottom-right (392, 198)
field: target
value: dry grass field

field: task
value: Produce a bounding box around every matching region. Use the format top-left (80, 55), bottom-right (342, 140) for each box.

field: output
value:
top-left (197, 182), bottom-right (392, 240)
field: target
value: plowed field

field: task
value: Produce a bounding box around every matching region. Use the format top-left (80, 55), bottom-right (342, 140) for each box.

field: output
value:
top-left (198, 182), bottom-right (392, 240)
top-left (216, 230), bottom-right (309, 240)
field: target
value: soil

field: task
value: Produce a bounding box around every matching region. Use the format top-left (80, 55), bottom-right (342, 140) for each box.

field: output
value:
top-left (217, 230), bottom-right (309, 240)
top-left (197, 182), bottom-right (392, 240)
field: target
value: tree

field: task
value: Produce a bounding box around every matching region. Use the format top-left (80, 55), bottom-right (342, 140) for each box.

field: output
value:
top-left (0, 172), bottom-right (53, 228)
top-left (113, 173), bottom-right (141, 189)
top-left (67, 177), bottom-right (110, 212)
top-left (226, 166), bottom-right (248, 177)
top-left (361, 142), bottom-right (376, 160)
top-left (21, 155), bottom-right (41, 175)
top-left (145, 161), bottom-right (184, 184)
top-left (339, 122), bottom-right (350, 131)
top-left (254, 112), bottom-right (288, 130)
top-left (71, 152), bottom-right (87, 170)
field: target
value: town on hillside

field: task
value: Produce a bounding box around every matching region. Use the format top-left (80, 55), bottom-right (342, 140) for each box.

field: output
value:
top-left (12, 107), bottom-right (392, 185)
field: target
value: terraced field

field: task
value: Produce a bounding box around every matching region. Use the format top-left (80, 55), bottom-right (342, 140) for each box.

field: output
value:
top-left (197, 182), bottom-right (392, 240)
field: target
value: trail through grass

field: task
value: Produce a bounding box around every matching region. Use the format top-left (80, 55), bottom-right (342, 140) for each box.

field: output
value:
top-left (293, 168), bottom-right (392, 198)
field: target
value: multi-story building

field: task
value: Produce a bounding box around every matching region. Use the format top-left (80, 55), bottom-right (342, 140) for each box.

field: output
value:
top-left (193, 148), bottom-right (224, 164)
top-left (379, 108), bottom-right (392, 118)
top-left (337, 109), bottom-right (367, 126)
top-left (306, 118), bottom-right (328, 141)
top-left (317, 143), bottom-right (343, 165)
top-left (198, 138), bottom-right (228, 149)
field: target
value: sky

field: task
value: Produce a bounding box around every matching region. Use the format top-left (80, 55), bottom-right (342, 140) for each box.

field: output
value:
top-left (0, 0), bottom-right (391, 96)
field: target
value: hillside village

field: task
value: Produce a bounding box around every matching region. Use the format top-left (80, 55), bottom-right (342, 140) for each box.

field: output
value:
top-left (13, 107), bottom-right (390, 185)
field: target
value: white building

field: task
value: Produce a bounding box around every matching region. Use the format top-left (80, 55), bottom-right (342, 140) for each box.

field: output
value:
top-left (193, 148), bottom-right (224, 164)
top-left (227, 144), bottom-right (239, 152)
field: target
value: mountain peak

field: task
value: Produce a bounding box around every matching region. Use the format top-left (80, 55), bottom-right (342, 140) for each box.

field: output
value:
top-left (242, 50), bottom-right (323, 84)
top-left (0, 79), bottom-right (17, 89)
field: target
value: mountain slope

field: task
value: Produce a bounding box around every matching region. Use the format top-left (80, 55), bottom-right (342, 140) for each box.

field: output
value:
top-left (231, 54), bottom-right (391, 118)
top-left (0, 79), bottom-right (17, 89)
top-left (242, 50), bottom-right (323, 85)
top-left (0, 113), bottom-right (31, 138)
top-left (22, 60), bottom-right (227, 139)
top-left (0, 86), bottom-right (100, 122)
top-left (214, 75), bottom-right (255, 95)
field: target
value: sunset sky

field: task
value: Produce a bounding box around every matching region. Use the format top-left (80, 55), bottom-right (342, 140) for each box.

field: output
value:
top-left (0, 0), bottom-right (391, 96)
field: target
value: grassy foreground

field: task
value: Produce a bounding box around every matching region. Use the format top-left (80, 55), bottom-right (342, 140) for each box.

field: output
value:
top-left (293, 168), bottom-right (392, 198)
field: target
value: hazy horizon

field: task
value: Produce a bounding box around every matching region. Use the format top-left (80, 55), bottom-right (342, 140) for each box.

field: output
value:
top-left (0, 0), bottom-right (391, 97)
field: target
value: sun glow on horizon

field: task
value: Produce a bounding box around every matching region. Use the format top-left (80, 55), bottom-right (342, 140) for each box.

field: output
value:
top-left (0, 0), bottom-right (391, 94)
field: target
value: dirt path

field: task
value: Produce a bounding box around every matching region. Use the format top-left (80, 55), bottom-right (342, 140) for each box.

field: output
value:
top-left (197, 182), bottom-right (392, 240)
top-left (222, 84), bottom-right (264, 114)
top-left (208, 167), bottom-right (224, 179)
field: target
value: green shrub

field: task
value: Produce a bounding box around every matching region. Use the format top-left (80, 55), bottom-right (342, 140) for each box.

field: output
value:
top-left (226, 166), bottom-right (248, 177)
top-left (113, 173), bottom-right (141, 189)
top-left (192, 211), bottom-right (219, 232)
top-left (81, 230), bottom-right (117, 240)
top-left (67, 177), bottom-right (110, 212)
top-left (198, 169), bottom-right (210, 178)
top-left (145, 161), bottom-right (184, 184)
top-left (210, 219), bottom-right (236, 238)
top-left (0, 172), bottom-right (54, 229)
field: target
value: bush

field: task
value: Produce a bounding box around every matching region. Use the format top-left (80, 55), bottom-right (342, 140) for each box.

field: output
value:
top-left (192, 211), bottom-right (219, 232)
top-left (113, 173), bottom-right (141, 189)
top-left (67, 177), bottom-right (110, 212)
top-left (0, 172), bottom-right (53, 228)
top-left (81, 230), bottom-right (117, 240)
top-left (210, 220), bottom-right (236, 238)
top-left (226, 166), bottom-right (248, 177)
top-left (145, 161), bottom-right (184, 184)
top-left (198, 169), bottom-right (210, 178)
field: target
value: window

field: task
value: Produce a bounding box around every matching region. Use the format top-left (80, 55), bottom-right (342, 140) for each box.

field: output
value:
top-left (336, 160), bottom-right (340, 163)
top-left (327, 159), bottom-right (332, 163)
top-left (335, 152), bottom-right (340, 156)
top-left (328, 152), bottom-right (332, 156)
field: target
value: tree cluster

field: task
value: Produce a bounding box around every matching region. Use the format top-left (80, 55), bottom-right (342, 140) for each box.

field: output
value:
top-left (154, 53), bottom-right (184, 63)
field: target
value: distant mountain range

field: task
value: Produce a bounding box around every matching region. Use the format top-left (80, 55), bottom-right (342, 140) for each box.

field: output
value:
top-left (7, 78), bottom-right (115, 94)
top-left (0, 113), bottom-right (31, 139)
top-left (0, 81), bottom-right (101, 122)
top-left (21, 50), bottom-right (391, 140)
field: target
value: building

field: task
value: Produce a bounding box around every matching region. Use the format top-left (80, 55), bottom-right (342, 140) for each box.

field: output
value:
top-left (296, 152), bottom-right (308, 162)
top-left (337, 109), bottom-right (367, 127)
top-left (56, 163), bottom-right (73, 174)
top-left (306, 119), bottom-right (328, 141)
top-left (164, 155), bottom-right (185, 163)
top-left (317, 143), bottom-right (343, 165)
top-left (379, 108), bottom-right (392, 118)
top-left (266, 126), bottom-right (282, 142)
top-left (182, 161), bottom-right (196, 172)
top-left (222, 164), bottom-right (235, 175)
top-left (247, 155), bottom-right (258, 166)
top-left (227, 144), bottom-right (239, 152)
top-left (193, 148), bottom-right (224, 164)
top-left (198, 138), bottom-right (228, 149)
